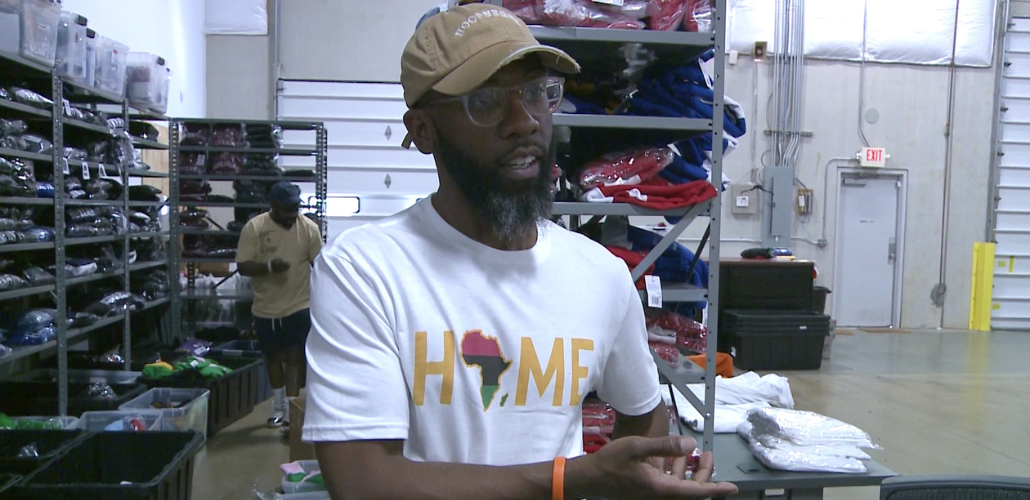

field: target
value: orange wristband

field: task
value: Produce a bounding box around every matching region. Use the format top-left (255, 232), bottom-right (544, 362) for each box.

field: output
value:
top-left (552, 456), bottom-right (566, 500)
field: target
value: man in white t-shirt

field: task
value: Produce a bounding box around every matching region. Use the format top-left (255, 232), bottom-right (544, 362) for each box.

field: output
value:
top-left (304, 4), bottom-right (737, 500)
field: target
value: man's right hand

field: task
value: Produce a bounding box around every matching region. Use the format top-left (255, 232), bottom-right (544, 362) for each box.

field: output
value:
top-left (270, 258), bottom-right (291, 273)
top-left (572, 435), bottom-right (739, 499)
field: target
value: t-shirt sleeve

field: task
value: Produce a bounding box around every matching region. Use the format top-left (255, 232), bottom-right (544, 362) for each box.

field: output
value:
top-left (236, 220), bottom-right (259, 263)
top-left (303, 246), bottom-right (409, 443)
top-left (595, 276), bottom-right (662, 417)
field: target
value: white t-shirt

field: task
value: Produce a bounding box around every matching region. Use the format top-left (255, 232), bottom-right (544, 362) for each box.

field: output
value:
top-left (304, 198), bottom-right (661, 465)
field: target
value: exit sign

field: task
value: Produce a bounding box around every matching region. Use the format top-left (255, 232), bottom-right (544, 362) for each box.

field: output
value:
top-left (858, 147), bottom-right (888, 168)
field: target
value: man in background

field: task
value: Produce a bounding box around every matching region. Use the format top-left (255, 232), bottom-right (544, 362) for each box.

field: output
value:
top-left (237, 181), bottom-right (322, 436)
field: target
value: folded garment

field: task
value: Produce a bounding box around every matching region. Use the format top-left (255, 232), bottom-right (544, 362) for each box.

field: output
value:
top-left (583, 179), bottom-right (716, 210)
top-left (747, 408), bottom-right (877, 448)
top-left (663, 385), bottom-right (771, 434)
top-left (578, 147), bottom-right (675, 190)
top-left (748, 439), bottom-right (868, 474)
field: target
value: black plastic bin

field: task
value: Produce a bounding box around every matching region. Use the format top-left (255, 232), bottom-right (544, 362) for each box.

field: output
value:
top-left (139, 357), bottom-right (262, 435)
top-left (209, 340), bottom-right (272, 403)
top-left (17, 431), bottom-right (204, 500)
top-left (724, 310), bottom-right (830, 370)
top-left (812, 286), bottom-right (831, 314)
top-left (0, 474), bottom-right (21, 500)
top-left (0, 430), bottom-right (88, 475)
top-left (0, 382), bottom-right (148, 417)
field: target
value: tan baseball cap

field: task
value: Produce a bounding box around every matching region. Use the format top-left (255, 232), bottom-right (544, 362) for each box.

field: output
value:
top-left (400, 3), bottom-right (580, 147)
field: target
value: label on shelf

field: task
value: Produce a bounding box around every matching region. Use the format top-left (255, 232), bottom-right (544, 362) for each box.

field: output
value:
top-left (61, 158), bottom-right (70, 175)
top-left (644, 275), bottom-right (662, 308)
top-left (98, 163), bottom-right (108, 178)
top-left (81, 162), bottom-right (90, 180)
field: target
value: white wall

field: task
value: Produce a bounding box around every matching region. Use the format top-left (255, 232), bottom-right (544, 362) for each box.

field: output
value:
top-left (207, 0), bottom-right (999, 329)
top-left (61, 0), bottom-right (207, 118)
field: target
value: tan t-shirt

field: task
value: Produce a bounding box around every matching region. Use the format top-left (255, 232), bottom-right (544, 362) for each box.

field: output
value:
top-left (236, 212), bottom-right (323, 319)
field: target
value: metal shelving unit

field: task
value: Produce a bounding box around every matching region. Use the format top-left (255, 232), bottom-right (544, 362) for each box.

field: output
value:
top-left (489, 1), bottom-right (728, 451)
top-left (169, 118), bottom-right (328, 338)
top-left (0, 52), bottom-right (174, 416)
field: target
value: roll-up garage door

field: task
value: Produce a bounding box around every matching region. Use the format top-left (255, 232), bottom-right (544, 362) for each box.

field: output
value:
top-left (276, 81), bottom-right (439, 241)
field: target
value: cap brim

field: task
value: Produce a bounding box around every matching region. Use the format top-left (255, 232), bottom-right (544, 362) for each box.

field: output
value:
top-left (432, 42), bottom-right (580, 97)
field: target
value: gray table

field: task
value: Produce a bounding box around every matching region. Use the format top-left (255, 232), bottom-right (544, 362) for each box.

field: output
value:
top-left (698, 431), bottom-right (897, 499)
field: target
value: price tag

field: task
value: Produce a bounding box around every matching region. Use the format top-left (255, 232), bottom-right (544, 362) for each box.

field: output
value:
top-left (98, 163), bottom-right (108, 178)
top-left (81, 162), bottom-right (90, 180)
top-left (644, 275), bottom-right (662, 309)
top-left (61, 158), bottom-right (70, 175)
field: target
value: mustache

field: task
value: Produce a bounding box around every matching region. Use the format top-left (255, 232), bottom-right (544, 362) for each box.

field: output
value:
top-left (495, 141), bottom-right (549, 164)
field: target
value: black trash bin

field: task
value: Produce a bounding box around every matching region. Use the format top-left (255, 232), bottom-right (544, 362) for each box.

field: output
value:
top-left (812, 286), bottom-right (831, 314)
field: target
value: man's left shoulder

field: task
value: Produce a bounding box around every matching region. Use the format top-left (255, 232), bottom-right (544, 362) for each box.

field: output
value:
top-left (545, 224), bottom-right (626, 273)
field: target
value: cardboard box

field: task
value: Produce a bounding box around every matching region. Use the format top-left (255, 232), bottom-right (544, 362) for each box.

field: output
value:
top-left (290, 396), bottom-right (316, 462)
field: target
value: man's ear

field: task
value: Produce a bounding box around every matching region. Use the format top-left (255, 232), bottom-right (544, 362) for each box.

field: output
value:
top-left (403, 109), bottom-right (437, 155)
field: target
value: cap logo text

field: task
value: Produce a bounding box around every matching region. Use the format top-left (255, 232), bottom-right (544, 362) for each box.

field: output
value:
top-left (454, 9), bottom-right (520, 37)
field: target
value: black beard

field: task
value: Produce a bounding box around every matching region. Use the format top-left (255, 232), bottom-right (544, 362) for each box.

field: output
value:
top-left (435, 134), bottom-right (555, 243)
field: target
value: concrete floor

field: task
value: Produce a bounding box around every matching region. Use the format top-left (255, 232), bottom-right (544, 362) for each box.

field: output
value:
top-left (192, 329), bottom-right (1030, 499)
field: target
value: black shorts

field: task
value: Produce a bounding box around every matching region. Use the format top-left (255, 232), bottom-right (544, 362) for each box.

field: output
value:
top-left (254, 308), bottom-right (311, 357)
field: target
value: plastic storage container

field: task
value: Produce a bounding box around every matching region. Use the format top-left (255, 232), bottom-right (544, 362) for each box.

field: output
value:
top-left (93, 34), bottom-right (128, 96)
top-left (0, 381), bottom-right (147, 417)
top-left (4, 415), bottom-right (80, 430)
top-left (9, 368), bottom-right (141, 385)
top-left (118, 388), bottom-right (210, 440)
top-left (82, 27), bottom-right (96, 85)
top-left (77, 411), bottom-right (163, 431)
top-left (55, 11), bottom-right (87, 80)
top-left (0, 1), bottom-right (20, 56)
top-left (18, 0), bottom-right (61, 65)
top-left (724, 310), bottom-right (830, 370)
top-left (281, 460), bottom-right (327, 494)
top-left (18, 431), bottom-right (204, 500)
top-left (0, 429), bottom-right (87, 475)
top-left (211, 340), bottom-right (272, 403)
top-left (140, 357), bottom-right (261, 435)
top-left (126, 52), bottom-right (171, 113)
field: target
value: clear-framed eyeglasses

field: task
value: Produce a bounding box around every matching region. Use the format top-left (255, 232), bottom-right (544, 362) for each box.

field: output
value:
top-left (422, 76), bottom-right (565, 127)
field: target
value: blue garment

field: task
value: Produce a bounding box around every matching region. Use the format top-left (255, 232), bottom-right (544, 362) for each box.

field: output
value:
top-left (626, 226), bottom-right (708, 316)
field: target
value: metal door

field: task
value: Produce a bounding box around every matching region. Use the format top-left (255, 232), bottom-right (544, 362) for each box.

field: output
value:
top-left (834, 171), bottom-right (905, 327)
top-left (990, 11), bottom-right (1030, 329)
top-left (276, 81), bottom-right (439, 241)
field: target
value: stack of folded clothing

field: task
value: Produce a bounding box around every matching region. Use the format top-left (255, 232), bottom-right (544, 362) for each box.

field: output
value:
top-left (738, 407), bottom-right (881, 474)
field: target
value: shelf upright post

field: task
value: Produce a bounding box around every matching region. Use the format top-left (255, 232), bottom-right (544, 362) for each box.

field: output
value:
top-left (52, 70), bottom-right (69, 416)
top-left (169, 120), bottom-right (183, 340)
top-left (699, 0), bottom-right (729, 453)
top-left (317, 124), bottom-right (328, 240)
top-left (121, 102), bottom-right (133, 369)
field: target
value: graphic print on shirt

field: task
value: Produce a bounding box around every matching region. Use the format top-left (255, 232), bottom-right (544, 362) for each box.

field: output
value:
top-left (258, 230), bottom-right (277, 258)
top-left (414, 330), bottom-right (595, 411)
top-left (460, 330), bottom-right (512, 410)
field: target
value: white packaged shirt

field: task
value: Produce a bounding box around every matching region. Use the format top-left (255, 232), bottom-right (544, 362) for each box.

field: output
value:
top-left (304, 198), bottom-right (662, 465)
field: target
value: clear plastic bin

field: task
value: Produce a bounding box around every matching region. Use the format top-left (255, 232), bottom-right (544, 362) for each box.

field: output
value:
top-left (56, 11), bottom-right (88, 80)
top-left (126, 52), bottom-right (171, 113)
top-left (0, 1), bottom-right (19, 56)
top-left (118, 387), bottom-right (210, 440)
top-left (82, 27), bottom-right (96, 86)
top-left (7, 415), bottom-right (80, 430)
top-left (93, 34), bottom-right (128, 96)
top-left (281, 460), bottom-right (327, 494)
top-left (19, 0), bottom-right (61, 65)
top-left (77, 411), bottom-right (162, 432)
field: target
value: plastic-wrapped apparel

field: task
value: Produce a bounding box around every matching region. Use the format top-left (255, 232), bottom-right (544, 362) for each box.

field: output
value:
top-left (4, 309), bottom-right (57, 346)
top-left (740, 407), bottom-right (881, 474)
